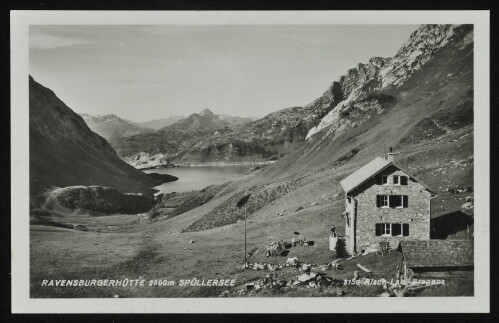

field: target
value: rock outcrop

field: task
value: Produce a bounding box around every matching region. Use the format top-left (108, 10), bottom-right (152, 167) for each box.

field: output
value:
top-left (125, 152), bottom-right (177, 170)
top-left (306, 25), bottom-right (472, 140)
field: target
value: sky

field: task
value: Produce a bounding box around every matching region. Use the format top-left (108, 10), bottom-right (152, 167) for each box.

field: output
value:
top-left (29, 25), bottom-right (419, 122)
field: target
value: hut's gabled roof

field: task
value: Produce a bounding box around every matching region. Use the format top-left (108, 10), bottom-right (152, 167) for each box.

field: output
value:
top-left (401, 240), bottom-right (474, 268)
top-left (340, 157), bottom-right (435, 195)
top-left (340, 157), bottom-right (391, 194)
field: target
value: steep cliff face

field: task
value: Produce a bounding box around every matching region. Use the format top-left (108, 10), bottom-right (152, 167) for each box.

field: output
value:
top-left (29, 76), bottom-right (167, 195)
top-left (262, 23), bottom-right (473, 186)
top-left (306, 24), bottom-right (472, 140)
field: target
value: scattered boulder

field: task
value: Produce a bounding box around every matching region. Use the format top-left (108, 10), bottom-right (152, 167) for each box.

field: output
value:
top-left (446, 185), bottom-right (473, 194)
top-left (362, 243), bottom-right (381, 255)
top-left (246, 166), bottom-right (261, 174)
top-left (462, 202), bottom-right (474, 210)
top-left (73, 224), bottom-right (89, 231)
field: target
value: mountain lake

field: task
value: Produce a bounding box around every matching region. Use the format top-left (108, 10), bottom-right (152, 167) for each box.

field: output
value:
top-left (144, 164), bottom-right (260, 194)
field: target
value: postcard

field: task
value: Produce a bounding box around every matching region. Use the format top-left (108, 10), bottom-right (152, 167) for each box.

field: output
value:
top-left (11, 10), bottom-right (490, 313)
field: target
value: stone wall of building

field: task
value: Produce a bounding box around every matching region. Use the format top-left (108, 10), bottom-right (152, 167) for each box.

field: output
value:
top-left (351, 165), bottom-right (431, 252)
top-left (343, 196), bottom-right (356, 254)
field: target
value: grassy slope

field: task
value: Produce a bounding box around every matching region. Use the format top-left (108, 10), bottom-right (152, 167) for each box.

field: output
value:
top-left (30, 34), bottom-right (474, 298)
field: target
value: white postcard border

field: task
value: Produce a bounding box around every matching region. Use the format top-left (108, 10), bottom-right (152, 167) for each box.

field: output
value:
top-left (11, 10), bottom-right (490, 313)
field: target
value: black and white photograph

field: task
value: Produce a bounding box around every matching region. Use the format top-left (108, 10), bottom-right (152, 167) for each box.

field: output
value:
top-left (11, 11), bottom-right (490, 313)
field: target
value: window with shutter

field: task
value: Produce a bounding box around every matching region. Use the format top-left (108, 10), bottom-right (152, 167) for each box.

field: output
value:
top-left (392, 223), bottom-right (402, 236)
top-left (377, 195), bottom-right (389, 207)
top-left (403, 223), bottom-right (409, 236)
top-left (382, 223), bottom-right (391, 235)
top-left (401, 176), bottom-right (408, 185)
top-left (390, 195), bottom-right (402, 208)
top-left (375, 223), bottom-right (382, 236)
top-left (403, 195), bottom-right (408, 208)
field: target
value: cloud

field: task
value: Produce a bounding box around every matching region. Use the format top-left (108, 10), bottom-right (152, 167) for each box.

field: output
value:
top-left (29, 33), bottom-right (86, 50)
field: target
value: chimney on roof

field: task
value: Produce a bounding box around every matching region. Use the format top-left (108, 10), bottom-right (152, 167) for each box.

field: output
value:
top-left (387, 147), bottom-right (398, 162)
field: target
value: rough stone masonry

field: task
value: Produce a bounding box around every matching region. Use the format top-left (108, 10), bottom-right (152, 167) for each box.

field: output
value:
top-left (348, 165), bottom-right (431, 253)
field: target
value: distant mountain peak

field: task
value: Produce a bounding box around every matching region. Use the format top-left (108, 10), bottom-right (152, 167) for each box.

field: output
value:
top-left (199, 108), bottom-right (215, 116)
top-left (78, 112), bottom-right (150, 140)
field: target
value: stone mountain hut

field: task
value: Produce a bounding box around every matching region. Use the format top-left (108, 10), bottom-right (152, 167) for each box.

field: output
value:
top-left (339, 150), bottom-right (435, 255)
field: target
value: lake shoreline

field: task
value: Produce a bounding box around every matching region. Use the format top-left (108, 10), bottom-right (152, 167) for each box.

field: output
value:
top-left (143, 163), bottom-right (260, 195)
top-left (172, 161), bottom-right (275, 168)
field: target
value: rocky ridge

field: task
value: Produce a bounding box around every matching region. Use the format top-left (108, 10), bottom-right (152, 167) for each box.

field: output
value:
top-left (78, 113), bottom-right (151, 141)
top-left (111, 109), bottom-right (257, 164)
top-left (136, 116), bottom-right (185, 130)
top-left (306, 24), bottom-right (470, 140)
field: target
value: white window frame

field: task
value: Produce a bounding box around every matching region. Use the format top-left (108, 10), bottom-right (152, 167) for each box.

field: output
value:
top-left (401, 195), bottom-right (408, 208)
top-left (381, 175), bottom-right (388, 185)
top-left (393, 175), bottom-right (408, 186)
top-left (380, 195), bottom-right (389, 208)
top-left (378, 223), bottom-right (409, 237)
top-left (378, 195), bottom-right (407, 208)
top-left (381, 223), bottom-right (391, 236)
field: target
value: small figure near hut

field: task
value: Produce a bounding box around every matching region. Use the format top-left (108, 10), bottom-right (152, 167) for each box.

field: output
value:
top-left (329, 224), bottom-right (338, 258)
top-left (292, 231), bottom-right (303, 246)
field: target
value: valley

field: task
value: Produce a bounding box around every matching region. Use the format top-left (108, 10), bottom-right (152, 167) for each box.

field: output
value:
top-left (29, 24), bottom-right (475, 298)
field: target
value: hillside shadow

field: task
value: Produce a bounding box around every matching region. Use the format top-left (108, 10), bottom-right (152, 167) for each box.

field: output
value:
top-left (280, 250), bottom-right (290, 257)
top-left (431, 211), bottom-right (473, 239)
